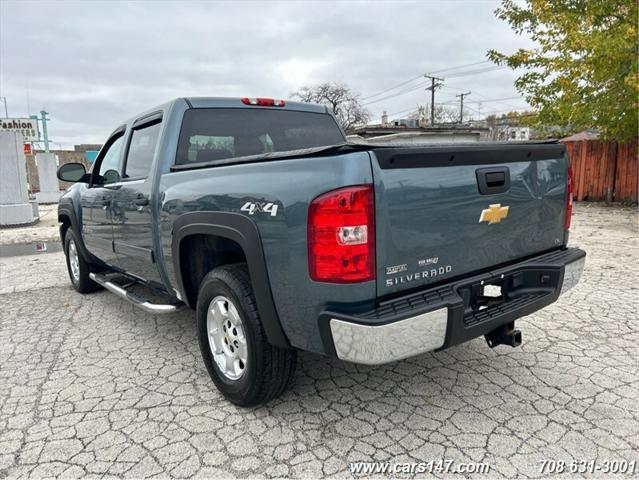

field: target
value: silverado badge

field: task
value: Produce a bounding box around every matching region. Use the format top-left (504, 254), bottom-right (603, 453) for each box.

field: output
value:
top-left (479, 204), bottom-right (509, 224)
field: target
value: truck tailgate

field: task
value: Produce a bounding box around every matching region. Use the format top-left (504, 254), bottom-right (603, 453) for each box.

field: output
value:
top-left (370, 143), bottom-right (569, 296)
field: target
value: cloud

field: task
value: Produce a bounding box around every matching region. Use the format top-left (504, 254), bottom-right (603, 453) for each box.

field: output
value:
top-left (0, 0), bottom-right (534, 147)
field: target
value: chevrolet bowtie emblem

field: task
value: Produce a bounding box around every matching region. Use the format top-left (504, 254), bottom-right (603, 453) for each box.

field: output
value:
top-left (479, 203), bottom-right (509, 224)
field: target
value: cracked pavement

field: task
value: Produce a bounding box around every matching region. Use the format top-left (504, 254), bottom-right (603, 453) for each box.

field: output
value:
top-left (1, 203), bottom-right (638, 478)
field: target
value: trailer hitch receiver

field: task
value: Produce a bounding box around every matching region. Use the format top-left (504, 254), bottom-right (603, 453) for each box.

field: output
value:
top-left (485, 321), bottom-right (522, 348)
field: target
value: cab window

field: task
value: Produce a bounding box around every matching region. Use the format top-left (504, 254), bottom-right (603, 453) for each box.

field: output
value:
top-left (124, 120), bottom-right (162, 179)
top-left (175, 108), bottom-right (344, 166)
top-left (94, 134), bottom-right (124, 185)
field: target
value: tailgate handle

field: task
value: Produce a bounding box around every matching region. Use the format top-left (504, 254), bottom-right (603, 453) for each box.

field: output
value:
top-left (486, 172), bottom-right (505, 186)
top-left (476, 167), bottom-right (510, 195)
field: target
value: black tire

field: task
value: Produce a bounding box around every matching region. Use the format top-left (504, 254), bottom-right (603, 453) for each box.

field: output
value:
top-left (196, 264), bottom-right (297, 406)
top-left (64, 229), bottom-right (101, 294)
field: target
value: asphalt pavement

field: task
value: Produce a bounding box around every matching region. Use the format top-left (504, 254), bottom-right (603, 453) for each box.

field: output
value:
top-left (1, 203), bottom-right (637, 478)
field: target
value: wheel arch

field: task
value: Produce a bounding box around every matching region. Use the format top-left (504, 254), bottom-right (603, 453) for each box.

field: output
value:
top-left (172, 211), bottom-right (290, 349)
top-left (59, 214), bottom-right (72, 245)
top-left (58, 203), bottom-right (95, 263)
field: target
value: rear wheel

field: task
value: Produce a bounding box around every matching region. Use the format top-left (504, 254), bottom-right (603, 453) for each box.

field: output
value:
top-left (64, 229), bottom-right (101, 293)
top-left (196, 264), bottom-right (297, 406)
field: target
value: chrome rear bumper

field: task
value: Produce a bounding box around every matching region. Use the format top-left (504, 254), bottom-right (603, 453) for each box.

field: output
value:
top-left (560, 256), bottom-right (585, 295)
top-left (330, 308), bottom-right (448, 365)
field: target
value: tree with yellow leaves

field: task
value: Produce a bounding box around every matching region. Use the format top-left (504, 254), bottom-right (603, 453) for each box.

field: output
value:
top-left (488, 0), bottom-right (638, 142)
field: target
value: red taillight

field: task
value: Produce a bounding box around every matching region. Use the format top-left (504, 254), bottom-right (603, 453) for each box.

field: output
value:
top-left (241, 97), bottom-right (285, 107)
top-left (565, 166), bottom-right (573, 230)
top-left (308, 185), bottom-right (376, 283)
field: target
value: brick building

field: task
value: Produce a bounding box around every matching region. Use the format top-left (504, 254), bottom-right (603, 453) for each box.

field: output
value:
top-left (26, 145), bottom-right (100, 192)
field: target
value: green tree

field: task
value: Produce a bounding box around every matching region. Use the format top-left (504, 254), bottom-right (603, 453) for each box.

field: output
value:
top-left (488, 0), bottom-right (638, 142)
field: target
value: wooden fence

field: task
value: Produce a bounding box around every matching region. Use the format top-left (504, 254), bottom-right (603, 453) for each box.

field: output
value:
top-left (562, 138), bottom-right (638, 203)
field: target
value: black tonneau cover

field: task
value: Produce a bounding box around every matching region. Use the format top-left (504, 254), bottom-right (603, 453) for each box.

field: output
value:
top-left (170, 140), bottom-right (562, 172)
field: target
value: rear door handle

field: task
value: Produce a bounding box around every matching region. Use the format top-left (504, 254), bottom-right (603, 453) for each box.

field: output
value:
top-left (476, 167), bottom-right (510, 195)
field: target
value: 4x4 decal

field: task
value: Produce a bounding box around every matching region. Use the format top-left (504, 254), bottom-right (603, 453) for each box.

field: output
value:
top-left (241, 201), bottom-right (279, 217)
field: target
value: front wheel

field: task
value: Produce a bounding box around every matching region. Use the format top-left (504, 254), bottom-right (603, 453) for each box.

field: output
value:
top-left (196, 264), bottom-right (297, 406)
top-left (64, 229), bottom-right (101, 293)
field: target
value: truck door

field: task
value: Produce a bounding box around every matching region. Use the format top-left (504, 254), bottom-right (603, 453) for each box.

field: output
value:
top-left (80, 129), bottom-right (125, 266)
top-left (110, 113), bottom-right (163, 285)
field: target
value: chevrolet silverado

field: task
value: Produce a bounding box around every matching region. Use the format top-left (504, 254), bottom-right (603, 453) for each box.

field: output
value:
top-left (57, 97), bottom-right (585, 406)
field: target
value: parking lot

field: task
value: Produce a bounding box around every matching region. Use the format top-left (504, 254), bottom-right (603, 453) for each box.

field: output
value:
top-left (1, 203), bottom-right (638, 478)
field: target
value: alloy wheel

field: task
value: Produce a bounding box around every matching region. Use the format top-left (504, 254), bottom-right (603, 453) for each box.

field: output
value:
top-left (68, 239), bottom-right (80, 282)
top-left (206, 295), bottom-right (248, 380)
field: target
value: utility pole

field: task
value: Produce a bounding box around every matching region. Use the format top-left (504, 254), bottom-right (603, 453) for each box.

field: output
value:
top-left (0, 97), bottom-right (8, 118)
top-left (424, 75), bottom-right (443, 126)
top-left (456, 91), bottom-right (471, 123)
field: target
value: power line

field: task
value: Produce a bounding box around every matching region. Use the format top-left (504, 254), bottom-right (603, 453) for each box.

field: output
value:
top-left (427, 60), bottom-right (491, 75)
top-left (362, 80), bottom-right (430, 106)
top-left (368, 93), bottom-right (526, 124)
top-left (441, 85), bottom-right (525, 111)
top-left (466, 96), bottom-right (524, 103)
top-left (437, 95), bottom-right (463, 106)
top-left (445, 65), bottom-right (508, 78)
top-left (369, 103), bottom-right (534, 125)
top-left (361, 59), bottom-right (496, 101)
top-left (361, 75), bottom-right (424, 101)
top-left (363, 62), bottom-right (526, 124)
top-left (464, 104), bottom-right (533, 120)
top-left (482, 106), bottom-right (534, 116)
top-left (363, 67), bottom-right (511, 107)
top-left (384, 106), bottom-right (419, 117)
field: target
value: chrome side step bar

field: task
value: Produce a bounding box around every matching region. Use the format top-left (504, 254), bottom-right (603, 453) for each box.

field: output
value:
top-left (89, 272), bottom-right (183, 314)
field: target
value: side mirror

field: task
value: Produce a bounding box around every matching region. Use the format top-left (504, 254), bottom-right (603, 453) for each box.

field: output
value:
top-left (57, 162), bottom-right (87, 183)
top-left (102, 169), bottom-right (121, 184)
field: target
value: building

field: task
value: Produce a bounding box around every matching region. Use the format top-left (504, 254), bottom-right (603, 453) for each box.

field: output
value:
top-left (491, 125), bottom-right (532, 142)
top-left (25, 144), bottom-right (100, 193)
top-left (472, 115), bottom-right (535, 141)
top-left (73, 144), bottom-right (102, 152)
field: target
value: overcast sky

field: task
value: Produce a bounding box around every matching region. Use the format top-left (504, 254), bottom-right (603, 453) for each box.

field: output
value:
top-left (1, 0), bottom-right (534, 148)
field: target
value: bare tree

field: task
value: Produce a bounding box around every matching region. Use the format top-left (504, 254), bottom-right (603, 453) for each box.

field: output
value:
top-left (292, 83), bottom-right (369, 130)
top-left (407, 104), bottom-right (458, 126)
top-left (408, 105), bottom-right (428, 126)
top-left (431, 105), bottom-right (459, 124)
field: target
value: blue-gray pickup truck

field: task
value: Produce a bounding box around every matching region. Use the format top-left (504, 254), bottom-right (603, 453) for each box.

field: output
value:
top-left (57, 97), bottom-right (585, 406)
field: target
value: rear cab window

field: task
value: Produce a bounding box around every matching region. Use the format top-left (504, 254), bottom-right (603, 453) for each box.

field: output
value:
top-left (175, 108), bottom-right (345, 166)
